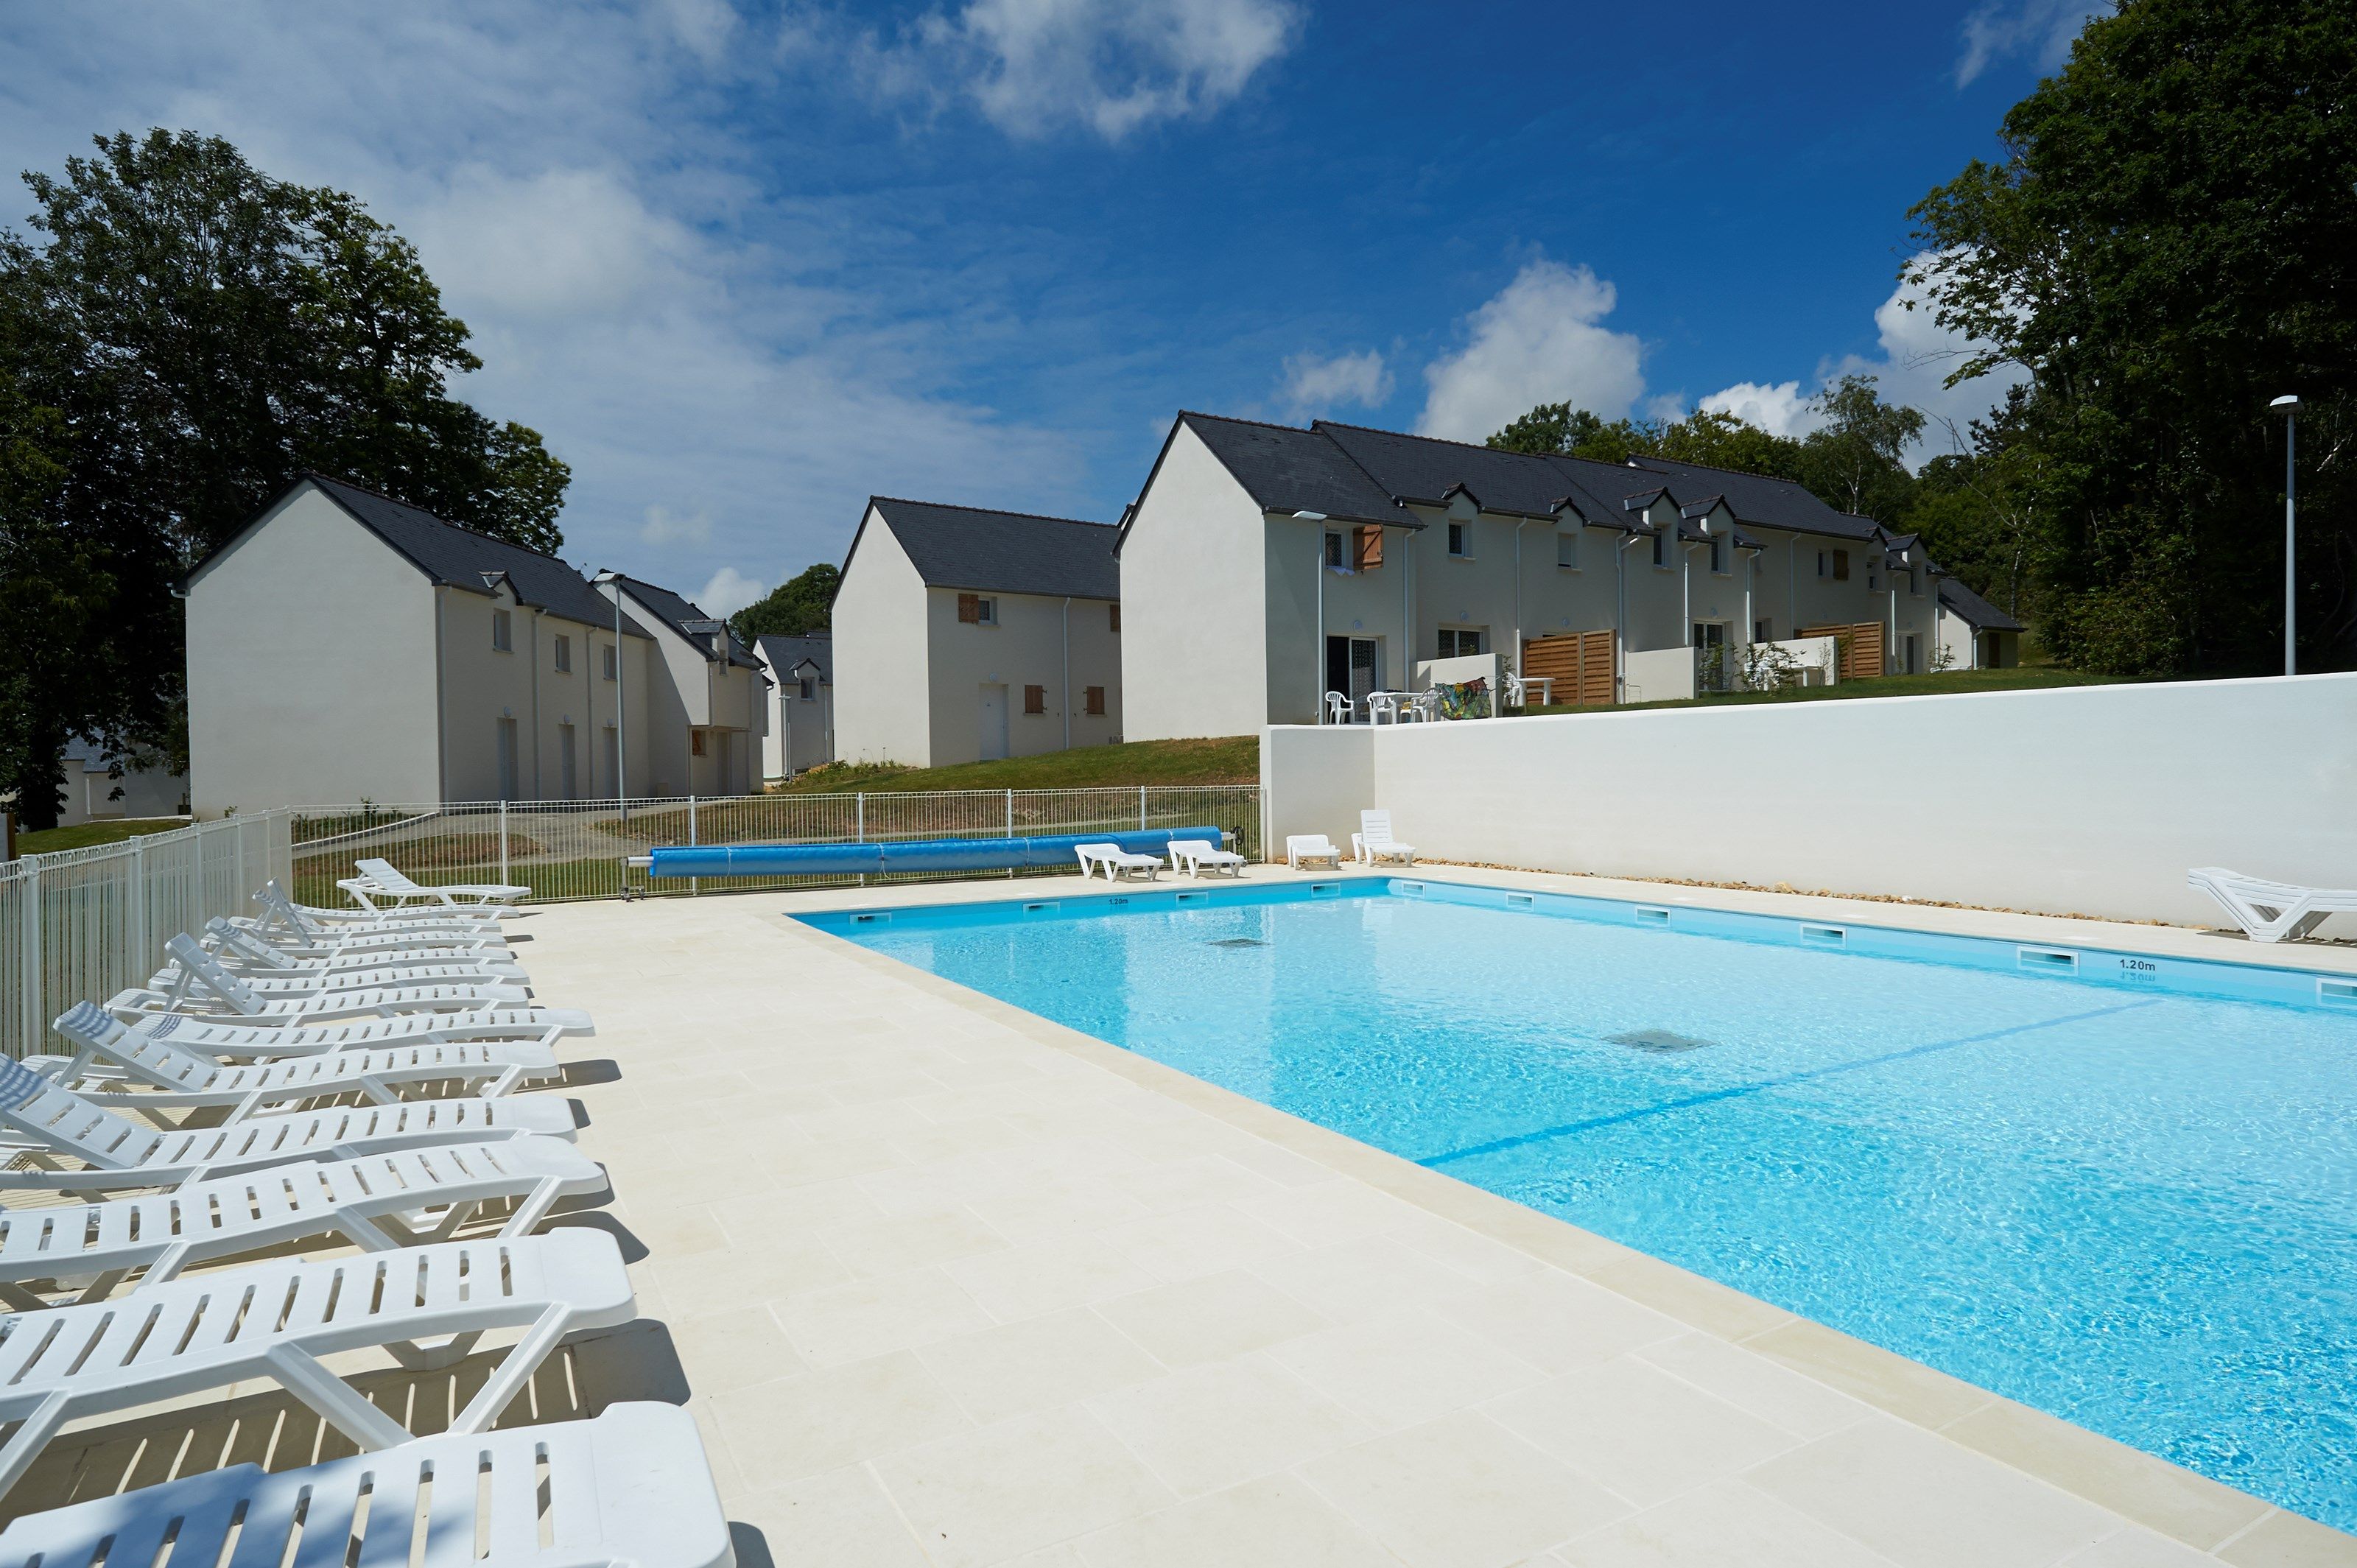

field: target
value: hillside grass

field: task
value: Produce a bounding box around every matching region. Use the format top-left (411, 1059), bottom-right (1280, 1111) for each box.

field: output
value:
top-left (15, 817), bottom-right (194, 856)
top-left (768, 735), bottom-right (1260, 795)
top-left (1530, 664), bottom-right (2122, 717)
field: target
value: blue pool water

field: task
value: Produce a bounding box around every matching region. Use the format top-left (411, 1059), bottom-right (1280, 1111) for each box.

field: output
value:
top-left (805, 879), bottom-right (2357, 1529)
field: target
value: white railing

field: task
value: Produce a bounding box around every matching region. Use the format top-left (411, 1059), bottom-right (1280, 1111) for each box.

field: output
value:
top-left (0, 809), bottom-right (295, 1061)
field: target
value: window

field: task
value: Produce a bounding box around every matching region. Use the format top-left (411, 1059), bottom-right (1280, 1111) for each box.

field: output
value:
top-left (1436, 628), bottom-right (1483, 658)
top-left (798, 678), bottom-right (815, 701)
top-left (1833, 549), bottom-right (1851, 582)
top-left (1084, 686), bottom-right (1106, 716)
top-left (1109, 602), bottom-right (1120, 633)
top-left (1868, 571), bottom-right (1879, 593)
top-left (1556, 530), bottom-right (1580, 570)
top-left (689, 730), bottom-right (706, 758)
top-left (491, 609), bottom-right (513, 652)
top-left (1651, 532), bottom-right (1667, 568)
top-left (977, 597), bottom-right (997, 624)
top-left (1816, 550), bottom-right (1829, 579)
top-left (1023, 684), bottom-right (1046, 715)
top-left (1324, 530), bottom-right (1346, 570)
top-left (1755, 618), bottom-right (1774, 642)
top-left (553, 635), bottom-right (571, 673)
top-left (1447, 522), bottom-right (1469, 558)
top-left (1709, 538), bottom-right (1727, 574)
top-left (957, 594), bottom-right (999, 624)
top-left (1909, 565), bottom-right (1923, 596)
top-left (603, 644), bottom-right (618, 681)
top-left (1353, 524), bottom-right (1384, 570)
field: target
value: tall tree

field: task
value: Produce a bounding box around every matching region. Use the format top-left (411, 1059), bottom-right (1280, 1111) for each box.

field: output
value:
top-left (1911, 0), bottom-right (2357, 675)
top-left (729, 563), bottom-right (842, 645)
top-left (0, 130), bottom-right (569, 826)
top-left (1796, 374), bottom-right (1924, 523)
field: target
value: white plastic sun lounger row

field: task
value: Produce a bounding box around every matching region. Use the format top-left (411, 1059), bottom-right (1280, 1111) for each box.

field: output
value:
top-left (197, 916), bottom-right (523, 980)
top-left (2188, 866), bottom-right (2357, 943)
top-left (0, 1136), bottom-right (604, 1304)
top-left (251, 880), bottom-right (507, 940)
top-left (0, 1229), bottom-right (632, 1502)
top-left (146, 932), bottom-right (524, 1000)
top-left (1168, 838), bottom-right (1246, 877)
top-left (344, 858), bottom-right (531, 913)
top-left (0, 1055), bottom-right (575, 1192)
top-left (0, 1400), bottom-right (733, 1568)
top-left (1076, 843), bottom-right (1163, 882)
top-left (112, 935), bottom-right (528, 1023)
top-left (41, 1002), bottom-right (561, 1118)
top-left (66, 1004), bottom-right (592, 1064)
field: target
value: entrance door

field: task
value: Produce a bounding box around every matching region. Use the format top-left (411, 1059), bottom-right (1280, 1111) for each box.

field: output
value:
top-left (1901, 633), bottom-right (1920, 674)
top-left (1324, 636), bottom-right (1379, 720)
top-left (1692, 622), bottom-right (1730, 692)
top-left (978, 683), bottom-right (1009, 760)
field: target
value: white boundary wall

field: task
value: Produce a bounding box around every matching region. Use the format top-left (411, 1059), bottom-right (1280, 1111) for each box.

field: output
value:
top-left (1262, 672), bottom-right (2357, 927)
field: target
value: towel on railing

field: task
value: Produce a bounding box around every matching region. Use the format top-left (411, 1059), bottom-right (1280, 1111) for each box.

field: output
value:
top-left (1434, 678), bottom-right (1492, 721)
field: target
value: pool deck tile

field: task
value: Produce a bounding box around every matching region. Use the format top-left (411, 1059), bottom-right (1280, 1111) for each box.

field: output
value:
top-left (15, 866), bottom-right (2349, 1567)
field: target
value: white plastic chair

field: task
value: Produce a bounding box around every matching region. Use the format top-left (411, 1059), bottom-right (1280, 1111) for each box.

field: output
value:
top-left (0, 1054), bottom-right (577, 1193)
top-left (1324, 690), bottom-right (1354, 724)
top-left (347, 858), bottom-right (530, 912)
top-left (1285, 834), bottom-right (1343, 870)
top-left (1355, 809), bottom-right (1416, 866)
top-left (0, 1136), bottom-right (604, 1304)
top-left (44, 1000), bottom-right (562, 1119)
top-left (0, 1229), bottom-right (633, 1503)
top-left (1075, 843), bottom-right (1163, 882)
top-left (2188, 867), bottom-right (2357, 943)
top-left (1167, 838), bottom-right (1246, 878)
top-left (0, 1402), bottom-right (733, 1568)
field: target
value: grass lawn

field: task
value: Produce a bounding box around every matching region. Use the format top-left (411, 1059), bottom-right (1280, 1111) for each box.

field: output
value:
top-left (15, 817), bottom-right (194, 856)
top-left (769, 734), bottom-right (1259, 795)
top-left (1531, 664), bottom-right (2122, 717)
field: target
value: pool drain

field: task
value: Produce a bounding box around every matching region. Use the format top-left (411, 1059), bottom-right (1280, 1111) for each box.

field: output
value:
top-left (1608, 1028), bottom-right (1713, 1054)
top-left (1207, 938), bottom-right (1270, 949)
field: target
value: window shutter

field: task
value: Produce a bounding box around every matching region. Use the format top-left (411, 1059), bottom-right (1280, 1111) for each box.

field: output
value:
top-left (1109, 603), bottom-right (1121, 633)
top-left (1085, 686), bottom-right (1106, 716)
top-left (1024, 685), bottom-right (1045, 714)
top-left (958, 594), bottom-right (980, 622)
top-left (1833, 549), bottom-right (1850, 582)
top-left (1353, 525), bottom-right (1383, 571)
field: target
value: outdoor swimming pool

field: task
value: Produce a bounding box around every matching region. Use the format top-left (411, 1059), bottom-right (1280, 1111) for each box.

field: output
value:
top-left (804, 877), bottom-right (2357, 1530)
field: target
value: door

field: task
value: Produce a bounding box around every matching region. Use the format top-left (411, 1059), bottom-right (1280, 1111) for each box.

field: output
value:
top-left (1324, 636), bottom-right (1380, 720)
top-left (558, 724), bottom-right (577, 799)
top-left (1692, 622), bottom-right (1729, 692)
top-left (978, 683), bottom-right (1009, 760)
top-left (1902, 633), bottom-right (1920, 674)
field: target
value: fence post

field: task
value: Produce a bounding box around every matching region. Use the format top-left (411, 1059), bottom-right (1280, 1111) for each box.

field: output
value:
top-left (856, 792), bottom-right (865, 888)
top-left (130, 837), bottom-right (147, 977)
top-left (688, 795), bottom-right (699, 897)
top-left (1005, 788), bottom-right (1015, 879)
top-left (499, 800), bottom-right (511, 891)
top-left (1139, 785), bottom-right (1147, 832)
top-left (18, 857), bottom-right (38, 1058)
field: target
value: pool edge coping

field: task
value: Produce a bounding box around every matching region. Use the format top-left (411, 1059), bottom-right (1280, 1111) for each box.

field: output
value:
top-left (760, 868), bottom-right (2357, 1563)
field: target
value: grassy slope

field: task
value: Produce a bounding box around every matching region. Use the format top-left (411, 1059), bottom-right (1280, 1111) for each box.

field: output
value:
top-left (16, 817), bottom-right (194, 856)
top-left (770, 735), bottom-right (1260, 794)
top-left (1531, 665), bottom-right (2121, 717)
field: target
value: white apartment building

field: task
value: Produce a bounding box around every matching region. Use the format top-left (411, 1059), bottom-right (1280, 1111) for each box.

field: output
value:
top-left (183, 474), bottom-right (764, 812)
top-left (833, 498), bottom-right (1121, 767)
top-left (755, 632), bottom-right (834, 778)
top-left (1117, 412), bottom-right (1991, 738)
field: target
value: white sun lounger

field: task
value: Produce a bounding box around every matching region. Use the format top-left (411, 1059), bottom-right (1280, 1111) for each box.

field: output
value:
top-left (1285, 834), bottom-right (1343, 870)
top-left (43, 1002), bottom-right (561, 1119)
top-left (1075, 843), bottom-right (1163, 882)
top-left (1167, 838), bottom-right (1246, 877)
top-left (111, 936), bottom-right (528, 1023)
top-left (2188, 866), bottom-right (2357, 943)
top-left (251, 880), bottom-right (505, 940)
top-left (1353, 809), bottom-right (1416, 866)
top-left (348, 858), bottom-right (531, 912)
top-left (146, 935), bottom-right (523, 999)
top-left (0, 1056), bottom-right (576, 1193)
top-left (0, 1228), bottom-right (633, 1502)
top-left (64, 1005), bottom-right (592, 1065)
top-left (0, 1136), bottom-right (605, 1304)
top-left (0, 1401), bottom-right (733, 1568)
top-left (201, 916), bottom-right (519, 976)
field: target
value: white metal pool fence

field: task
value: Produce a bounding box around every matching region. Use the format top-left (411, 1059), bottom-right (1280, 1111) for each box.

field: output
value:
top-left (0, 786), bottom-right (1263, 1058)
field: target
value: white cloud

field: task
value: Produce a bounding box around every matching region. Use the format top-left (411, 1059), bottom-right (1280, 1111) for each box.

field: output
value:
top-left (641, 505), bottom-right (713, 546)
top-left (868, 0), bottom-right (1301, 141)
top-left (695, 565), bottom-right (767, 619)
top-left (1276, 348), bottom-right (1390, 419)
top-left (1416, 259), bottom-right (1646, 443)
top-left (1826, 255), bottom-right (2028, 463)
top-left (1698, 380), bottom-right (1819, 438)
top-left (1956, 0), bottom-right (2107, 86)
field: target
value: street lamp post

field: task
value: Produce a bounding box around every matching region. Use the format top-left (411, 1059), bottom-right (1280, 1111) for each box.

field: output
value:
top-left (2272, 395), bottom-right (2302, 677)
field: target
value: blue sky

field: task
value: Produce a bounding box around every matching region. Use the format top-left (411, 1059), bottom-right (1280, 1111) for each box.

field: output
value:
top-left (0, 0), bottom-right (2090, 615)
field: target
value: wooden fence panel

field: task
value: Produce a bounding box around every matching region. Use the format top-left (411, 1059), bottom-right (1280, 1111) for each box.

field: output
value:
top-left (1799, 622), bottom-right (1886, 681)
top-left (1522, 630), bottom-right (1618, 706)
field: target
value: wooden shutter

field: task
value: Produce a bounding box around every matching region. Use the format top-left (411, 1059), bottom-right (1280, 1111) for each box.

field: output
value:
top-left (958, 593), bottom-right (980, 622)
top-left (1085, 686), bottom-right (1106, 715)
top-left (1024, 684), bottom-right (1045, 714)
top-left (1832, 549), bottom-right (1850, 582)
top-left (1109, 602), bottom-right (1120, 633)
top-left (1353, 525), bottom-right (1384, 571)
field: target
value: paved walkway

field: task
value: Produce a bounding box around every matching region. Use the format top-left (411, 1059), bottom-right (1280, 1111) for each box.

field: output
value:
top-left (526, 871), bottom-right (2351, 1568)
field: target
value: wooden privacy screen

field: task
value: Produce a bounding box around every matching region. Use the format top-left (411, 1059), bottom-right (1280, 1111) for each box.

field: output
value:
top-left (1520, 630), bottom-right (1617, 706)
top-left (1799, 621), bottom-right (1886, 681)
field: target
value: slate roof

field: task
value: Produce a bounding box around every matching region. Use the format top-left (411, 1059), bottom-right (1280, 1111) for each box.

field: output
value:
top-left (297, 476), bottom-right (659, 636)
top-left (755, 633), bottom-right (833, 684)
top-left (1176, 414), bottom-right (1416, 529)
top-left (1312, 422), bottom-right (1579, 518)
top-left (1622, 455), bottom-right (1883, 541)
top-left (610, 574), bottom-right (765, 669)
top-left (862, 499), bottom-right (1120, 600)
top-left (1937, 577), bottom-right (2024, 632)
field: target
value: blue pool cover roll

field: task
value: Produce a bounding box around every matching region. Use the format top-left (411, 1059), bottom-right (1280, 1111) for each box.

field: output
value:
top-left (644, 826), bottom-right (1226, 879)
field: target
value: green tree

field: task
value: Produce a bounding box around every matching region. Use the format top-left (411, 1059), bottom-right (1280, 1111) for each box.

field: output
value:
top-left (1796, 374), bottom-right (1924, 523)
top-left (1911, 0), bottom-right (2357, 675)
top-left (729, 562), bottom-right (843, 644)
top-left (0, 130), bottom-right (569, 825)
